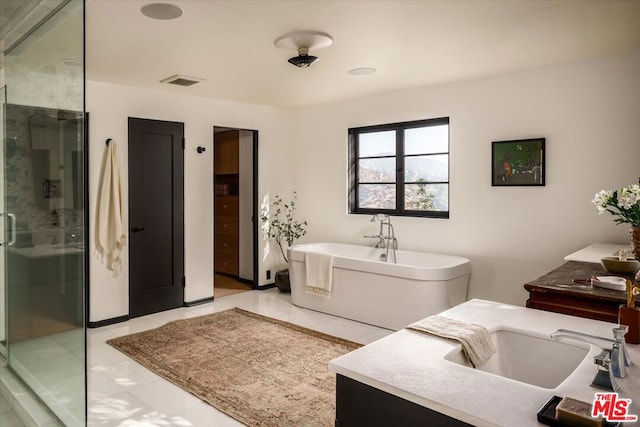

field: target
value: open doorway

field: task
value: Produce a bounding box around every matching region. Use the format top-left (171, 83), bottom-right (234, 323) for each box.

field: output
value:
top-left (213, 127), bottom-right (258, 298)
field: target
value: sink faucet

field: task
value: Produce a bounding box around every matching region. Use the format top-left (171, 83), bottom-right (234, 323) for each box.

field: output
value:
top-left (551, 326), bottom-right (633, 390)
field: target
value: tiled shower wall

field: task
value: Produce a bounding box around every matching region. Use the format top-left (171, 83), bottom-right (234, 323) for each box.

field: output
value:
top-left (5, 104), bottom-right (83, 240)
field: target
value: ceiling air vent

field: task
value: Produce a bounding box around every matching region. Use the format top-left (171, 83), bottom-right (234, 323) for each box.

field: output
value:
top-left (160, 74), bottom-right (205, 87)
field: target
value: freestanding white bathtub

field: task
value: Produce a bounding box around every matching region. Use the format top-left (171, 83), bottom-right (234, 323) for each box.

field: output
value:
top-left (288, 243), bottom-right (471, 330)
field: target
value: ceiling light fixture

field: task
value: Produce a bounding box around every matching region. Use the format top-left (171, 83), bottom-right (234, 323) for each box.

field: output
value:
top-left (274, 31), bottom-right (333, 68)
top-left (141, 3), bottom-right (183, 20)
top-left (288, 48), bottom-right (318, 68)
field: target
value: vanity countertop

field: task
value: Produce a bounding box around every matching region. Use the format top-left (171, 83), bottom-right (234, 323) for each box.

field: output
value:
top-left (329, 299), bottom-right (640, 427)
top-left (564, 243), bottom-right (632, 263)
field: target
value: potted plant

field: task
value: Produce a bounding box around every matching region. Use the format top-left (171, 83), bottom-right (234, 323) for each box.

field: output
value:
top-left (260, 192), bottom-right (308, 292)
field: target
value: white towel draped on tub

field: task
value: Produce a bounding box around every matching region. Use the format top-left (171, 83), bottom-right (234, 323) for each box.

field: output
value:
top-left (305, 251), bottom-right (334, 297)
top-left (407, 316), bottom-right (496, 368)
top-left (95, 141), bottom-right (126, 277)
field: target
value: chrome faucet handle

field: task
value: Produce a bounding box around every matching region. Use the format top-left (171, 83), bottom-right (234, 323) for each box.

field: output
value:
top-left (592, 349), bottom-right (619, 391)
top-left (613, 325), bottom-right (633, 368)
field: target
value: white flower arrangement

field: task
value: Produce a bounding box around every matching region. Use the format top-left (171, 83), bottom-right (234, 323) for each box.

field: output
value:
top-left (592, 180), bottom-right (640, 227)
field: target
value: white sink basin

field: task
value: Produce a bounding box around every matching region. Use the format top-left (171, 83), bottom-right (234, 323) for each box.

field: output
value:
top-left (444, 329), bottom-right (590, 389)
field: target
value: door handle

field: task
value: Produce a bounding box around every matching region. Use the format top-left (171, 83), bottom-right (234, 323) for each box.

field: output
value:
top-left (131, 226), bottom-right (145, 233)
top-left (0, 213), bottom-right (16, 246)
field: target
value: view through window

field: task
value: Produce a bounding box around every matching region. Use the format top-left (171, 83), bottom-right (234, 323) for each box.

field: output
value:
top-left (349, 117), bottom-right (449, 218)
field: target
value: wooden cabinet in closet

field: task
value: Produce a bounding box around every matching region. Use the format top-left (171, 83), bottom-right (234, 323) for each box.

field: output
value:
top-left (214, 130), bottom-right (240, 277)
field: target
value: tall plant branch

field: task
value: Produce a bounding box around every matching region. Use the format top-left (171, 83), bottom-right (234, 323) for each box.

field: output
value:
top-left (260, 192), bottom-right (308, 264)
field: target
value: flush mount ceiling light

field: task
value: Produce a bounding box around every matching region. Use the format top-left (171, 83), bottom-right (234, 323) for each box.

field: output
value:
top-left (141, 3), bottom-right (183, 20)
top-left (59, 56), bottom-right (82, 67)
top-left (274, 31), bottom-right (333, 68)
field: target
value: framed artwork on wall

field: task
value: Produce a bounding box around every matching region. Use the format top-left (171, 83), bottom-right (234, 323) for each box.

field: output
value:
top-left (491, 138), bottom-right (545, 186)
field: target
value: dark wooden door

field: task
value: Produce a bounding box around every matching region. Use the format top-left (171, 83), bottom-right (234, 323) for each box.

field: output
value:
top-left (128, 118), bottom-right (184, 317)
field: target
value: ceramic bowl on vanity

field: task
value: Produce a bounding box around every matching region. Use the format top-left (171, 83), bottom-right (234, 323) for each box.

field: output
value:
top-left (600, 256), bottom-right (640, 274)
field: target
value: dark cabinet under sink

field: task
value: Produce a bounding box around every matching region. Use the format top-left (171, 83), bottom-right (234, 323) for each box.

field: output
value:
top-left (335, 375), bottom-right (473, 427)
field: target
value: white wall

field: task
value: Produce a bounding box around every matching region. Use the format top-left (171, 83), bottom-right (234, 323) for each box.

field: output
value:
top-left (289, 51), bottom-right (640, 306)
top-left (88, 50), bottom-right (640, 322)
top-left (87, 81), bottom-right (291, 322)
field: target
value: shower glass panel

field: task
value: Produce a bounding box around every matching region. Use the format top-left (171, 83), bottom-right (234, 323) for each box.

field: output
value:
top-left (3, 0), bottom-right (85, 425)
top-left (0, 85), bottom-right (6, 359)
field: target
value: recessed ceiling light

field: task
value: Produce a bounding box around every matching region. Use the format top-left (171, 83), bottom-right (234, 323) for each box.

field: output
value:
top-left (60, 56), bottom-right (82, 67)
top-left (141, 3), bottom-right (183, 20)
top-left (348, 68), bottom-right (376, 76)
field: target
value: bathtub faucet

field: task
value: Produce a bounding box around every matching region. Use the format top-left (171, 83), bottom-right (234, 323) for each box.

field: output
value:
top-left (363, 233), bottom-right (386, 249)
top-left (365, 214), bottom-right (398, 263)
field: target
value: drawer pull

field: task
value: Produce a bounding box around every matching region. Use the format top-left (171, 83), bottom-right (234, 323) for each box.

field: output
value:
top-left (223, 204), bottom-right (228, 208)
top-left (223, 224), bottom-right (228, 228)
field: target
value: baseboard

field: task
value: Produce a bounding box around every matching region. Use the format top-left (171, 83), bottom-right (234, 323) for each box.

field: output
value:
top-left (184, 297), bottom-right (214, 307)
top-left (88, 315), bottom-right (130, 328)
top-left (258, 283), bottom-right (276, 290)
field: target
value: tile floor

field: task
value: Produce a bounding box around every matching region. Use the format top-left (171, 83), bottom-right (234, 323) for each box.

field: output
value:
top-left (0, 394), bottom-right (26, 427)
top-left (86, 289), bottom-right (393, 426)
top-left (8, 329), bottom-right (84, 426)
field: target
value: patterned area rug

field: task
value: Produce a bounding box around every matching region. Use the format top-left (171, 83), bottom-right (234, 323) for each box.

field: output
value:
top-left (107, 308), bottom-right (361, 426)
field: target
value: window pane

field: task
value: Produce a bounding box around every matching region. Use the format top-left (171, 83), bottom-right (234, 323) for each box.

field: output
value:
top-left (359, 184), bottom-right (396, 209)
top-left (405, 183), bottom-right (448, 211)
top-left (404, 125), bottom-right (448, 155)
top-left (405, 154), bottom-right (448, 182)
top-left (359, 158), bottom-right (396, 182)
top-left (359, 130), bottom-right (395, 157)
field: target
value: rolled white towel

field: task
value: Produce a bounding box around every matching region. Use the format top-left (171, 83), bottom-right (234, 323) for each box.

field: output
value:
top-left (407, 315), bottom-right (496, 368)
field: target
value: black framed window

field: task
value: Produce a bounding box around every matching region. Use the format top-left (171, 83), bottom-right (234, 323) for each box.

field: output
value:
top-left (348, 117), bottom-right (449, 218)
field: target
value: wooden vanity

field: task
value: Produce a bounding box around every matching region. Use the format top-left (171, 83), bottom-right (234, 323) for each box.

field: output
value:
top-left (524, 260), bottom-right (639, 323)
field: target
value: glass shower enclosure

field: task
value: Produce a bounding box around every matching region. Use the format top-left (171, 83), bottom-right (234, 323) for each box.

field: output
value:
top-left (1, 0), bottom-right (86, 425)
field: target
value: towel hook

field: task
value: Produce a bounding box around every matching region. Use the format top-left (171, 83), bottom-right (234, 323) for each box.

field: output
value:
top-left (106, 138), bottom-right (112, 146)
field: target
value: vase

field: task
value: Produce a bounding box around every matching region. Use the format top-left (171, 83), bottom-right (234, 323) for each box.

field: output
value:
top-left (632, 226), bottom-right (640, 261)
top-left (274, 269), bottom-right (291, 293)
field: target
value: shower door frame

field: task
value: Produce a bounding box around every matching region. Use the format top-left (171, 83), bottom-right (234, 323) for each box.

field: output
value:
top-left (0, 85), bottom-right (6, 359)
top-left (1, 0), bottom-right (87, 424)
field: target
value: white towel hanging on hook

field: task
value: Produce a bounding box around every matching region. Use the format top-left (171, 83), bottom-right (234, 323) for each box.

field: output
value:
top-left (95, 139), bottom-right (126, 277)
